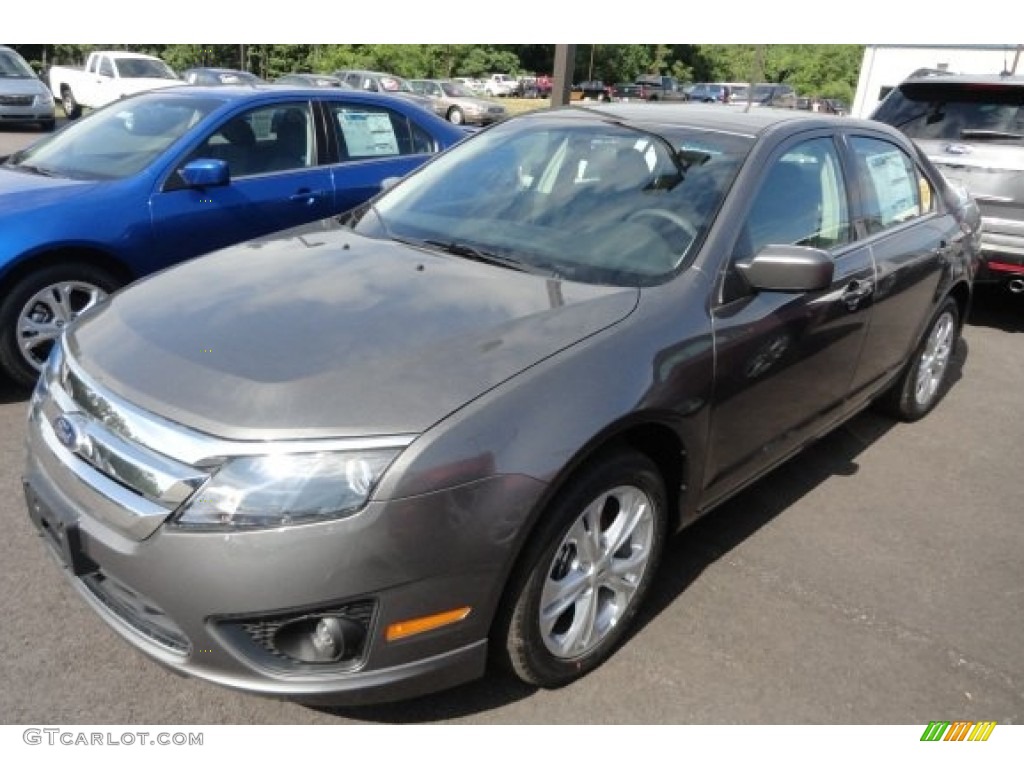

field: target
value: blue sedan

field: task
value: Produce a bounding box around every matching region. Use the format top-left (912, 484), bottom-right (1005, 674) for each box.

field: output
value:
top-left (0, 85), bottom-right (466, 386)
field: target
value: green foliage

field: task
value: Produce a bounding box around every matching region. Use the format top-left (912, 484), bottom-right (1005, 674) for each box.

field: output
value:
top-left (10, 43), bottom-right (864, 100)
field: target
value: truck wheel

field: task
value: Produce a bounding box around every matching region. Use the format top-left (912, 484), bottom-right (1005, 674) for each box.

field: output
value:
top-left (0, 263), bottom-right (120, 388)
top-left (494, 448), bottom-right (667, 688)
top-left (61, 87), bottom-right (81, 120)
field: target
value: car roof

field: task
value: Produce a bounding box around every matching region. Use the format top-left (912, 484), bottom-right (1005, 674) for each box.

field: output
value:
top-left (133, 84), bottom-right (421, 103)
top-left (898, 73), bottom-right (1024, 87)
top-left (537, 102), bottom-right (889, 137)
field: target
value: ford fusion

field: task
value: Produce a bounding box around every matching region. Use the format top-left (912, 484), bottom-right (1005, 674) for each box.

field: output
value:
top-left (24, 104), bottom-right (977, 704)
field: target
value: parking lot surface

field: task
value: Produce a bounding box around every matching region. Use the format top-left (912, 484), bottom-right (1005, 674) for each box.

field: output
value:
top-left (1, 124), bottom-right (1022, 724)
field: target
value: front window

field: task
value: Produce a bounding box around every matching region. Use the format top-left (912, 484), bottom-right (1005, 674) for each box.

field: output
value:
top-left (3, 92), bottom-right (221, 180)
top-left (115, 57), bottom-right (177, 80)
top-left (353, 117), bottom-right (753, 286)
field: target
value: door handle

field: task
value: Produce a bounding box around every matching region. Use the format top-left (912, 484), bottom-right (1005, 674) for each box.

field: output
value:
top-left (289, 189), bottom-right (326, 205)
top-left (842, 279), bottom-right (874, 310)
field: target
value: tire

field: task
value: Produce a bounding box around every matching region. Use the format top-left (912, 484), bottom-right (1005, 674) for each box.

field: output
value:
top-left (877, 297), bottom-right (960, 422)
top-left (60, 87), bottom-right (81, 120)
top-left (495, 448), bottom-right (667, 688)
top-left (0, 262), bottom-right (120, 388)
top-left (447, 106), bottom-right (465, 125)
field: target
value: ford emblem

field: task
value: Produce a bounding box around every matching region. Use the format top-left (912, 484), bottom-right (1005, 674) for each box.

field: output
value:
top-left (53, 416), bottom-right (78, 449)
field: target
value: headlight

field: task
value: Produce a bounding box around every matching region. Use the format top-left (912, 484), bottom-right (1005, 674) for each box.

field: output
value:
top-left (175, 450), bottom-right (399, 530)
top-left (35, 91), bottom-right (55, 106)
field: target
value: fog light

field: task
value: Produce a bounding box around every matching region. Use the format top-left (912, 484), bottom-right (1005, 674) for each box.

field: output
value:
top-left (272, 615), bottom-right (366, 664)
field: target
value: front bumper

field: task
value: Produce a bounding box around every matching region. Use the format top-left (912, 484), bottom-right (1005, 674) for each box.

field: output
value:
top-left (23, 354), bottom-right (546, 705)
top-left (977, 216), bottom-right (1024, 282)
top-left (0, 102), bottom-right (55, 124)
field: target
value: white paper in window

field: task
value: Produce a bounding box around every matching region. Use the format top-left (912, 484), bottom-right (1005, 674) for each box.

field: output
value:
top-left (338, 111), bottom-right (399, 157)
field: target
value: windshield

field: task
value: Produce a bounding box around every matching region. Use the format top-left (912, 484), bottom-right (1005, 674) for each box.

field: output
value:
top-left (873, 82), bottom-right (1024, 142)
top-left (354, 117), bottom-right (753, 287)
top-left (4, 92), bottom-right (221, 180)
top-left (116, 57), bottom-right (177, 80)
top-left (0, 49), bottom-right (36, 78)
top-left (441, 81), bottom-right (475, 98)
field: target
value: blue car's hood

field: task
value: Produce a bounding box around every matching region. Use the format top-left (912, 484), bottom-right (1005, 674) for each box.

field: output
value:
top-left (0, 167), bottom-right (101, 215)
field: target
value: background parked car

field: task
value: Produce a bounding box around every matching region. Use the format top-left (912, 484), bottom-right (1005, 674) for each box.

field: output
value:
top-left (0, 85), bottom-right (465, 386)
top-left (48, 50), bottom-right (179, 119)
top-left (0, 44), bottom-right (55, 130)
top-left (688, 82), bottom-right (733, 103)
top-left (483, 73), bottom-right (517, 97)
top-left (409, 78), bottom-right (507, 125)
top-left (274, 73), bottom-right (349, 88)
top-left (183, 67), bottom-right (264, 86)
top-left (334, 70), bottom-right (435, 112)
top-left (872, 72), bottom-right (1024, 293)
top-left (574, 80), bottom-right (613, 101)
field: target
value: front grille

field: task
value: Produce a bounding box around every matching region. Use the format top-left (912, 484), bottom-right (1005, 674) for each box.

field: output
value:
top-left (219, 600), bottom-right (375, 672)
top-left (0, 95), bottom-right (34, 106)
top-left (82, 572), bottom-right (190, 654)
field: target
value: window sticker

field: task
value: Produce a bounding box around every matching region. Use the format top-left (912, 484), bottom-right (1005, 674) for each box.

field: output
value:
top-left (338, 111), bottom-right (400, 157)
top-left (919, 175), bottom-right (932, 212)
top-left (865, 149), bottom-right (919, 225)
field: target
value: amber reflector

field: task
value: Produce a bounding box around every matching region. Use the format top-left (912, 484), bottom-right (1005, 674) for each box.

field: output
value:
top-left (385, 607), bottom-right (472, 642)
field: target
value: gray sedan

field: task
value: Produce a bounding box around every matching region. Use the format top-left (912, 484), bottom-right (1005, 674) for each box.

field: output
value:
top-left (24, 105), bottom-right (978, 705)
top-left (410, 78), bottom-right (508, 125)
top-left (0, 45), bottom-right (56, 130)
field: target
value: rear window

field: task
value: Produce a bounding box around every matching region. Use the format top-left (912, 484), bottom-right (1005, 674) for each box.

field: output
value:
top-left (873, 81), bottom-right (1024, 143)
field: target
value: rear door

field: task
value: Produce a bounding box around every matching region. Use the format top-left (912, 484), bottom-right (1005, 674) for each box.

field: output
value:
top-left (842, 131), bottom-right (961, 395)
top-left (704, 133), bottom-right (876, 506)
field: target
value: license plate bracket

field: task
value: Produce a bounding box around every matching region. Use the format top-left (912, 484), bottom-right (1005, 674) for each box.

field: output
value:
top-left (24, 482), bottom-right (97, 576)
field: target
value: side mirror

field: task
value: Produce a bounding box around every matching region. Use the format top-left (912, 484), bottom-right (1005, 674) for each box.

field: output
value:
top-left (379, 176), bottom-right (401, 192)
top-left (736, 244), bottom-right (834, 292)
top-left (178, 159), bottom-right (230, 189)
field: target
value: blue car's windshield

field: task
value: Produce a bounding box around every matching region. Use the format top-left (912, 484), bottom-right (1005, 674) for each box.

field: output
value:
top-left (358, 116), bottom-right (753, 286)
top-left (4, 93), bottom-right (221, 180)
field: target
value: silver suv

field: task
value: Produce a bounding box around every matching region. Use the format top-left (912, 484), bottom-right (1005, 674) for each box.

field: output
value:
top-left (873, 73), bottom-right (1024, 293)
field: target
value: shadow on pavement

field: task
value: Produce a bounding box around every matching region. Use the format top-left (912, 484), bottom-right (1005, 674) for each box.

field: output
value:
top-left (967, 285), bottom-right (1023, 333)
top-left (0, 380), bottom-right (30, 406)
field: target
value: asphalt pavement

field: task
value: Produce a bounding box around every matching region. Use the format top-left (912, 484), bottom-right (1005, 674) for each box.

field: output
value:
top-left (0, 123), bottom-right (1021, 724)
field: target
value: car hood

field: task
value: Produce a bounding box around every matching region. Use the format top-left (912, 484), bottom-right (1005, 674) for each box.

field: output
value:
top-left (68, 220), bottom-right (639, 440)
top-left (0, 77), bottom-right (49, 96)
top-left (0, 167), bottom-right (100, 215)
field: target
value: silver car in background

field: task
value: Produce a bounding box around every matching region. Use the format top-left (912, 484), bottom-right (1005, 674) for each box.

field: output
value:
top-left (0, 45), bottom-right (56, 131)
top-left (872, 72), bottom-right (1024, 294)
top-left (410, 78), bottom-right (508, 125)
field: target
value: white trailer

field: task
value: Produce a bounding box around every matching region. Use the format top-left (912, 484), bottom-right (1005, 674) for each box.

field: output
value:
top-left (852, 44), bottom-right (1023, 117)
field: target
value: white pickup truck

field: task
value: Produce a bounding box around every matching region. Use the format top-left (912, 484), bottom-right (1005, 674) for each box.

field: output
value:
top-left (483, 73), bottom-right (517, 97)
top-left (48, 51), bottom-right (180, 119)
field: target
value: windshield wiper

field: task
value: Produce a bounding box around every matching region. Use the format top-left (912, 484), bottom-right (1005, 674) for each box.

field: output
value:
top-left (960, 129), bottom-right (1024, 140)
top-left (421, 239), bottom-right (534, 273)
top-left (8, 162), bottom-right (59, 177)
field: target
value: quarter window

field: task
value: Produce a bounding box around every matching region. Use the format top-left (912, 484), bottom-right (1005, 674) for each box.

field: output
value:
top-left (850, 137), bottom-right (930, 234)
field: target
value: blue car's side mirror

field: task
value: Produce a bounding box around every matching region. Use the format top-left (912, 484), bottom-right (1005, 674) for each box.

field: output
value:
top-left (178, 159), bottom-right (230, 189)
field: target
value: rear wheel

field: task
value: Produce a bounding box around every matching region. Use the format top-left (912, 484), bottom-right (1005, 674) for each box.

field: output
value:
top-left (0, 263), bottom-right (120, 388)
top-left (878, 297), bottom-right (960, 422)
top-left (60, 87), bottom-right (81, 120)
top-left (495, 449), bottom-right (667, 687)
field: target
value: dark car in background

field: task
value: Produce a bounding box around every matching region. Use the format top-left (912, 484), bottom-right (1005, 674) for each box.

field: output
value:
top-left (688, 82), bottom-right (733, 103)
top-left (182, 68), bottom-right (264, 86)
top-left (872, 73), bottom-right (1024, 292)
top-left (0, 85), bottom-right (465, 386)
top-left (24, 104), bottom-right (977, 706)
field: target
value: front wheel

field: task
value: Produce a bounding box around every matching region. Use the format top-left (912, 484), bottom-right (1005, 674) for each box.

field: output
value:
top-left (495, 449), bottom-right (667, 688)
top-left (877, 297), bottom-right (960, 422)
top-left (0, 262), bottom-right (120, 388)
top-left (447, 106), bottom-right (465, 125)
